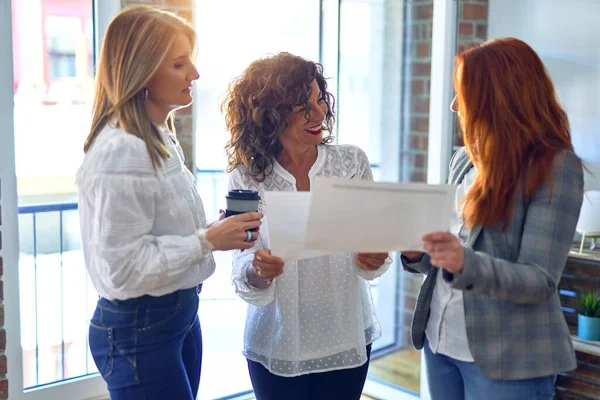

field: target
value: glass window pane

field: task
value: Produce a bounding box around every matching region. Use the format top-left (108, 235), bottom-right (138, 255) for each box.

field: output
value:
top-left (11, 0), bottom-right (96, 389)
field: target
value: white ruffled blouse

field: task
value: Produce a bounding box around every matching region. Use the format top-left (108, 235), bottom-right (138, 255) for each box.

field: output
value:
top-left (229, 144), bottom-right (391, 377)
top-left (77, 124), bottom-right (215, 301)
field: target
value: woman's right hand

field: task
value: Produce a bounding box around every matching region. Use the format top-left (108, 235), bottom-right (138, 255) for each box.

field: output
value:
top-left (204, 212), bottom-right (263, 251)
top-left (401, 251), bottom-right (425, 262)
top-left (251, 249), bottom-right (284, 280)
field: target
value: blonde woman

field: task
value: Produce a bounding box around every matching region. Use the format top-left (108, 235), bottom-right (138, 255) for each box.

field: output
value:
top-left (76, 7), bottom-right (262, 399)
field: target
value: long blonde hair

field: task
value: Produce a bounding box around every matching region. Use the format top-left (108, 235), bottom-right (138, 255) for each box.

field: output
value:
top-left (84, 6), bottom-right (196, 170)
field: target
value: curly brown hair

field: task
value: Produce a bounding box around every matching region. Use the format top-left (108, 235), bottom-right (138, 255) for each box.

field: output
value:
top-left (223, 52), bottom-right (335, 182)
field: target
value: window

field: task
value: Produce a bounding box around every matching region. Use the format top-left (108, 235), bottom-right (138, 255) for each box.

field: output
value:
top-left (6, 1), bottom-right (119, 399)
top-left (45, 16), bottom-right (80, 79)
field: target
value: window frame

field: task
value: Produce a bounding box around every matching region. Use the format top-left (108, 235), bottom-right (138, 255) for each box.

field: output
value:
top-left (427, 0), bottom-right (458, 186)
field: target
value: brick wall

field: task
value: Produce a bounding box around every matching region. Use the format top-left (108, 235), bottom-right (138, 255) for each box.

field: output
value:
top-left (122, 0), bottom-right (195, 172)
top-left (404, 0), bottom-right (488, 180)
top-left (0, 178), bottom-right (7, 399)
top-left (400, 0), bottom-right (488, 348)
top-left (455, 0), bottom-right (489, 146)
top-left (399, 0), bottom-right (433, 350)
top-left (405, 0), bottom-right (434, 184)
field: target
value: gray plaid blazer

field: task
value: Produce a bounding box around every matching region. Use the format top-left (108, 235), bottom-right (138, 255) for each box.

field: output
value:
top-left (403, 147), bottom-right (583, 380)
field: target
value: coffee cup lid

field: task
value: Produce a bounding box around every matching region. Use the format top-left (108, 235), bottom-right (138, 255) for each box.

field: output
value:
top-left (227, 189), bottom-right (260, 200)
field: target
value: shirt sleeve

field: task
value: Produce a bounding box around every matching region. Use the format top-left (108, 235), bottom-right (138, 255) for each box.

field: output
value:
top-left (400, 253), bottom-right (433, 275)
top-left (228, 169), bottom-right (277, 306)
top-left (354, 254), bottom-right (393, 280)
top-left (79, 134), bottom-right (212, 294)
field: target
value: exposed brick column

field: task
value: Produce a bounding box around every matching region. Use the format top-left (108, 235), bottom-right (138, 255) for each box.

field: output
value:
top-left (0, 179), bottom-right (7, 399)
top-left (398, 0), bottom-right (434, 349)
top-left (122, 0), bottom-right (195, 172)
top-left (458, 0), bottom-right (489, 53)
top-left (404, 0), bottom-right (488, 179)
top-left (455, 0), bottom-right (489, 146)
top-left (404, 0), bottom-right (433, 184)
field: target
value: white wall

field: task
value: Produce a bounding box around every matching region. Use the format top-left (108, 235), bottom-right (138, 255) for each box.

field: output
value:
top-left (488, 0), bottom-right (600, 190)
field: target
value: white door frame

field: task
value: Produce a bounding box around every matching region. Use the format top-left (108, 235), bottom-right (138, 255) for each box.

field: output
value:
top-left (427, 0), bottom-right (459, 186)
top-left (0, 0), bottom-right (23, 397)
top-left (3, 1), bottom-right (119, 398)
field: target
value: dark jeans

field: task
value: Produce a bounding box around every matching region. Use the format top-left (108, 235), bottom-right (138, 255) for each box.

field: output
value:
top-left (88, 286), bottom-right (202, 400)
top-left (247, 345), bottom-right (372, 400)
top-left (424, 338), bottom-right (556, 400)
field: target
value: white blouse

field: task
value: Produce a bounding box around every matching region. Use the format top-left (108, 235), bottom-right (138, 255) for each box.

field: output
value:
top-left (425, 166), bottom-right (478, 362)
top-left (77, 124), bottom-right (215, 301)
top-left (229, 144), bottom-right (391, 377)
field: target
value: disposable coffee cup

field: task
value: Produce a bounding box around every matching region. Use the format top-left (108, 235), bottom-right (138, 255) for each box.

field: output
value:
top-left (225, 190), bottom-right (261, 231)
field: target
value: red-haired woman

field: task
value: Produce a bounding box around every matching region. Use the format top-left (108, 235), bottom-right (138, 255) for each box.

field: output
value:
top-left (402, 38), bottom-right (584, 399)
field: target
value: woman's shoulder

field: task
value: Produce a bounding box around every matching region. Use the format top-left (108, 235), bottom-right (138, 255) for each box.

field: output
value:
top-left (450, 146), bottom-right (467, 162)
top-left (553, 148), bottom-right (582, 170)
top-left (323, 143), bottom-right (369, 162)
top-left (550, 148), bottom-right (583, 186)
top-left (82, 125), bottom-right (155, 175)
top-left (229, 165), bottom-right (263, 190)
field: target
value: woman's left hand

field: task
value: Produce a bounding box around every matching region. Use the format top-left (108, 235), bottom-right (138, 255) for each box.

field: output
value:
top-left (356, 253), bottom-right (388, 271)
top-left (422, 231), bottom-right (464, 274)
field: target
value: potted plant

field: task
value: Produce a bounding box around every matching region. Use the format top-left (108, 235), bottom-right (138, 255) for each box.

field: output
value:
top-left (578, 291), bottom-right (600, 341)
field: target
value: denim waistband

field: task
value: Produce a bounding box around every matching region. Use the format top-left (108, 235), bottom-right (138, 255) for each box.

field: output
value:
top-left (102, 284), bottom-right (202, 308)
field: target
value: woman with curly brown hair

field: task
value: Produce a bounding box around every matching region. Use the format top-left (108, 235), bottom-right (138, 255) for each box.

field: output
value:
top-left (223, 52), bottom-right (390, 400)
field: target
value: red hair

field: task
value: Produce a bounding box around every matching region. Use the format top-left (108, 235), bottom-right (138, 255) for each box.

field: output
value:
top-left (454, 38), bottom-right (573, 229)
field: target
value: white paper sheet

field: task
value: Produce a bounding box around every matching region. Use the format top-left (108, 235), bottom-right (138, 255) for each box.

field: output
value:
top-left (303, 177), bottom-right (456, 253)
top-left (263, 191), bottom-right (332, 261)
top-left (263, 178), bottom-right (456, 260)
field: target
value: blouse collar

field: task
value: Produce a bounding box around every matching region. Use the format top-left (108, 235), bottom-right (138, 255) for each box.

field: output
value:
top-left (272, 145), bottom-right (326, 186)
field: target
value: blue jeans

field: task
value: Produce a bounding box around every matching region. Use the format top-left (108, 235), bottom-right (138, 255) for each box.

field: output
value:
top-left (424, 338), bottom-right (556, 400)
top-left (89, 286), bottom-right (202, 400)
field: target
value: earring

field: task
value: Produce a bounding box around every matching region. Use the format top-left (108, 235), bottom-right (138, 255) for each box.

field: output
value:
top-left (143, 88), bottom-right (148, 100)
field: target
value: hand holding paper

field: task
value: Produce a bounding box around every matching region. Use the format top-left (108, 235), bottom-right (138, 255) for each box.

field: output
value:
top-left (356, 252), bottom-right (389, 271)
top-left (422, 231), bottom-right (464, 274)
top-left (252, 249), bottom-right (285, 280)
